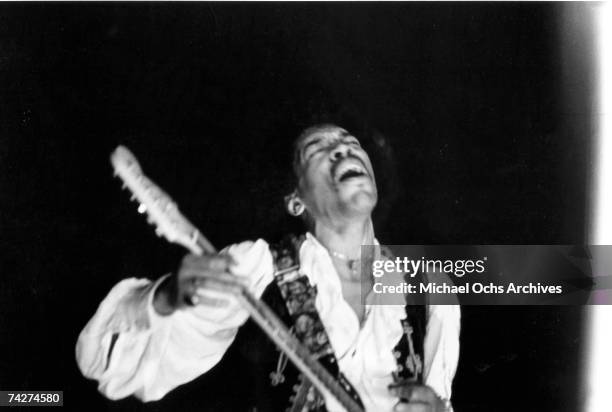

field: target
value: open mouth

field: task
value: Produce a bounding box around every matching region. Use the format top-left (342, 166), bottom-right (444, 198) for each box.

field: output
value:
top-left (334, 161), bottom-right (369, 183)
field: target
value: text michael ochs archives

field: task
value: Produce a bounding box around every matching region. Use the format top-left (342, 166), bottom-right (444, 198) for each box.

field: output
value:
top-left (370, 256), bottom-right (563, 296)
top-left (372, 281), bottom-right (562, 295)
top-left (363, 245), bottom-right (612, 304)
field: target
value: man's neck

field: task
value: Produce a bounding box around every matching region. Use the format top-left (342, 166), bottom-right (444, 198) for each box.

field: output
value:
top-left (313, 217), bottom-right (374, 260)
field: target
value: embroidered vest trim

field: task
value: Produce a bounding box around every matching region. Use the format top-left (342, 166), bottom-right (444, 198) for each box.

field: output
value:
top-left (269, 235), bottom-right (363, 412)
top-left (268, 236), bottom-right (427, 410)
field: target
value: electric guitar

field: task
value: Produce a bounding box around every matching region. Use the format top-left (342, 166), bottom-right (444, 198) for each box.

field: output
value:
top-left (110, 145), bottom-right (364, 412)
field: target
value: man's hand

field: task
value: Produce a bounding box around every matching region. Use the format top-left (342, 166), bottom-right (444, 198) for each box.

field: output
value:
top-left (153, 253), bottom-right (245, 315)
top-left (389, 382), bottom-right (448, 412)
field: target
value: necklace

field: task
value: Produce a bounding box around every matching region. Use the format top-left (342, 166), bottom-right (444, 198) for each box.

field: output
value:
top-left (328, 249), bottom-right (361, 279)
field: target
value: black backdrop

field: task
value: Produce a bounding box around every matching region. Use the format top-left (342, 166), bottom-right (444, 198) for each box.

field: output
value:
top-left (0, 3), bottom-right (594, 411)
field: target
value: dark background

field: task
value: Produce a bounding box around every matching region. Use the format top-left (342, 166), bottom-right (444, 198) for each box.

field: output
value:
top-left (0, 3), bottom-right (595, 411)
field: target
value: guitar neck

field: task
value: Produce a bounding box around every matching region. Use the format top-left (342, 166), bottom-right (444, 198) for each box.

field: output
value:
top-left (194, 234), bottom-right (364, 412)
top-left (110, 146), bottom-right (361, 410)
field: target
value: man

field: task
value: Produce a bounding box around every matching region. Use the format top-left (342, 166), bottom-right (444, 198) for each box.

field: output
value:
top-left (76, 124), bottom-right (460, 411)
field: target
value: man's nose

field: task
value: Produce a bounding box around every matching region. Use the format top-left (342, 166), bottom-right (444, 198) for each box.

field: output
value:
top-left (329, 143), bottom-right (350, 161)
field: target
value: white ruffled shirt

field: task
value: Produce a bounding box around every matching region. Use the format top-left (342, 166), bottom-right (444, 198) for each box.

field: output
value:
top-left (76, 233), bottom-right (460, 411)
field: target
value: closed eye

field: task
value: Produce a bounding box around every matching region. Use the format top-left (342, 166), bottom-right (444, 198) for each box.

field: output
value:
top-left (343, 137), bottom-right (361, 146)
top-left (302, 139), bottom-right (322, 161)
top-left (302, 135), bottom-right (361, 161)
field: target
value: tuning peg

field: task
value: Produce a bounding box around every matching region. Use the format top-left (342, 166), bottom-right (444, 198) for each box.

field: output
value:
top-left (155, 228), bottom-right (163, 237)
top-left (137, 204), bottom-right (147, 214)
top-left (146, 217), bottom-right (153, 224)
top-left (121, 183), bottom-right (127, 190)
top-left (130, 194), bottom-right (136, 201)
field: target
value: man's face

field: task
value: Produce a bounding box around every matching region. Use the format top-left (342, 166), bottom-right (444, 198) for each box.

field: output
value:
top-left (293, 125), bottom-right (378, 224)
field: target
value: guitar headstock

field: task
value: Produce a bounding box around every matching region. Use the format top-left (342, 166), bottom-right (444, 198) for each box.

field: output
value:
top-left (110, 145), bottom-right (203, 254)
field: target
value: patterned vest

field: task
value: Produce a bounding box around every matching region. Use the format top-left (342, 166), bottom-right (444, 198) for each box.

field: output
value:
top-left (236, 235), bottom-right (426, 412)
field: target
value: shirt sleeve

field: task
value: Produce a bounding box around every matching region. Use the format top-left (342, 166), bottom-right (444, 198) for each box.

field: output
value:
top-left (423, 304), bottom-right (461, 405)
top-left (75, 239), bottom-right (274, 402)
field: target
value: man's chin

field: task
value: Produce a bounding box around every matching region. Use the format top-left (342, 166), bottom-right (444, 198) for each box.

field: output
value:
top-left (341, 189), bottom-right (377, 215)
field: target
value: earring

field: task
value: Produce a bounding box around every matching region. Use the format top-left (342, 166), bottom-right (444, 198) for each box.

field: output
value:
top-left (292, 200), bottom-right (305, 216)
top-left (286, 193), bottom-right (305, 217)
